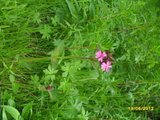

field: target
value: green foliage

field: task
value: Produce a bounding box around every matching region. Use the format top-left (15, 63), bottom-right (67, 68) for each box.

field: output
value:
top-left (43, 65), bottom-right (58, 84)
top-left (1, 0), bottom-right (160, 120)
top-left (2, 105), bottom-right (21, 120)
top-left (21, 102), bottom-right (33, 119)
top-left (39, 24), bottom-right (52, 40)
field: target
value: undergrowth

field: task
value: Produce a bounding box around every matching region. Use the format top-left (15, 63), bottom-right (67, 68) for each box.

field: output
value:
top-left (0, 0), bottom-right (160, 120)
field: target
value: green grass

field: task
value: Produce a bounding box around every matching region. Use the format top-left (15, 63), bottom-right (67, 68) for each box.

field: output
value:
top-left (0, 0), bottom-right (160, 120)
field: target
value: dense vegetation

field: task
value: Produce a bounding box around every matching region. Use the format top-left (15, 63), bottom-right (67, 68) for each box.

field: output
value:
top-left (0, 0), bottom-right (160, 119)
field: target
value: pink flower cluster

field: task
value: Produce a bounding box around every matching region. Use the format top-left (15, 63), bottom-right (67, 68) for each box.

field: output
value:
top-left (95, 50), bottom-right (112, 72)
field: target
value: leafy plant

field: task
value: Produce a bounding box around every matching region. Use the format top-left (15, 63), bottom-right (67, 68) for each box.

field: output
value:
top-left (2, 105), bottom-right (21, 120)
top-left (0, 0), bottom-right (160, 119)
top-left (39, 24), bottom-right (52, 40)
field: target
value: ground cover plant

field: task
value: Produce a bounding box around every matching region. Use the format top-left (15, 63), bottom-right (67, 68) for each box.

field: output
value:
top-left (0, 0), bottom-right (160, 119)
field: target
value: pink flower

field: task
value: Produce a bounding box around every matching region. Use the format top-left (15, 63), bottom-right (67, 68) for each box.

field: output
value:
top-left (101, 61), bottom-right (112, 72)
top-left (95, 50), bottom-right (107, 62)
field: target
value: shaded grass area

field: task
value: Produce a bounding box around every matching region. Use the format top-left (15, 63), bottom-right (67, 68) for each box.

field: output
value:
top-left (0, 0), bottom-right (160, 119)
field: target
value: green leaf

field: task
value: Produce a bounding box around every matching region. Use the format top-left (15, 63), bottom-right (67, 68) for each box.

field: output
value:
top-left (22, 102), bottom-right (33, 119)
top-left (65, 0), bottom-right (77, 18)
top-left (8, 98), bottom-right (15, 107)
top-left (58, 80), bottom-right (72, 92)
top-left (31, 75), bottom-right (40, 89)
top-left (9, 74), bottom-right (15, 83)
top-left (39, 25), bottom-right (52, 40)
top-left (2, 109), bottom-right (8, 120)
top-left (49, 40), bottom-right (64, 68)
top-left (33, 12), bottom-right (41, 24)
top-left (12, 83), bottom-right (20, 94)
top-left (2, 61), bottom-right (8, 69)
top-left (89, 2), bottom-right (95, 19)
top-left (2, 105), bottom-right (20, 120)
top-left (51, 16), bottom-right (59, 26)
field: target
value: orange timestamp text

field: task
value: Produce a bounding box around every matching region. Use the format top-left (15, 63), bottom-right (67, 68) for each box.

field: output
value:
top-left (128, 106), bottom-right (154, 111)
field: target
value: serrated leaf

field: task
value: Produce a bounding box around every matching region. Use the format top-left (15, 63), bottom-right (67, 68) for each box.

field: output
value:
top-left (39, 25), bottom-right (52, 40)
top-left (33, 12), bottom-right (41, 24)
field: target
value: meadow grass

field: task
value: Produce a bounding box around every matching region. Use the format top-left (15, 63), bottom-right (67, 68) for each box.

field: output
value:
top-left (0, 0), bottom-right (160, 120)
